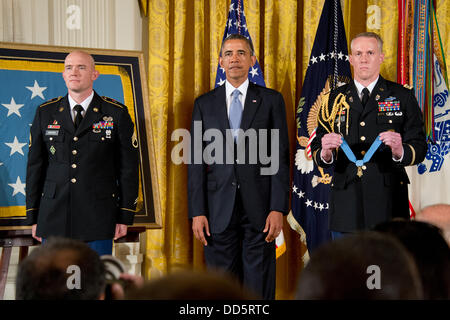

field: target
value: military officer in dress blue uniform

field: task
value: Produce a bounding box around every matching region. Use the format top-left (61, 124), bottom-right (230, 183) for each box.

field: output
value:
top-left (26, 50), bottom-right (139, 255)
top-left (312, 32), bottom-right (427, 239)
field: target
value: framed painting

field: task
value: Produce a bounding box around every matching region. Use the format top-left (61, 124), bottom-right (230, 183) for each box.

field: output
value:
top-left (0, 42), bottom-right (161, 229)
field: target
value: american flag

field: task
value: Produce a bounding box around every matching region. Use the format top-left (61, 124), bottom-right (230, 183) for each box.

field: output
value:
top-left (289, 0), bottom-right (351, 253)
top-left (214, 0), bottom-right (265, 88)
top-left (0, 53), bottom-right (125, 224)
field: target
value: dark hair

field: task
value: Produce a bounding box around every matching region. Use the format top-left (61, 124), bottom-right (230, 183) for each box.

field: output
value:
top-left (220, 33), bottom-right (255, 56)
top-left (16, 237), bottom-right (106, 300)
top-left (374, 219), bottom-right (450, 299)
top-left (125, 269), bottom-right (257, 300)
top-left (295, 231), bottom-right (423, 300)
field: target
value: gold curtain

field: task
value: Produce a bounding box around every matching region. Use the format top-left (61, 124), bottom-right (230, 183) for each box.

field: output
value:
top-left (142, 0), bottom-right (450, 299)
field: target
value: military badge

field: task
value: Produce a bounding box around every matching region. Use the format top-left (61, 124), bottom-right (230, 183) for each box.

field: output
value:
top-left (50, 145), bottom-right (56, 155)
top-left (378, 101), bottom-right (400, 112)
top-left (92, 120), bottom-right (114, 130)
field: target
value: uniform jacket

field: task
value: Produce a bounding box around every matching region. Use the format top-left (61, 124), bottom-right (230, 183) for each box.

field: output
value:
top-left (26, 92), bottom-right (139, 241)
top-left (311, 76), bottom-right (427, 232)
top-left (188, 82), bottom-right (290, 234)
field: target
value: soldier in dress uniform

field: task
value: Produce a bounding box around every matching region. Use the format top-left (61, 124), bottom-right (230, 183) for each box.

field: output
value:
top-left (311, 32), bottom-right (427, 239)
top-left (26, 50), bottom-right (139, 255)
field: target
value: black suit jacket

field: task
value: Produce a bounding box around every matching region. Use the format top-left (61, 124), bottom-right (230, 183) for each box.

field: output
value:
top-left (311, 76), bottom-right (427, 232)
top-left (26, 92), bottom-right (139, 241)
top-left (188, 82), bottom-right (290, 234)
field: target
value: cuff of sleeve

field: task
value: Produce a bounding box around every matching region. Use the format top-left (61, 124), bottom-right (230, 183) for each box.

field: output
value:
top-left (117, 208), bottom-right (135, 225)
top-left (26, 208), bottom-right (38, 225)
top-left (320, 151), bottom-right (334, 164)
top-left (400, 143), bottom-right (416, 166)
top-left (392, 147), bottom-right (404, 162)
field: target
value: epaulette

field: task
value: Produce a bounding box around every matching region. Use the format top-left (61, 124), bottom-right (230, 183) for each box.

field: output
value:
top-left (39, 96), bottom-right (62, 108)
top-left (403, 83), bottom-right (413, 90)
top-left (101, 96), bottom-right (125, 109)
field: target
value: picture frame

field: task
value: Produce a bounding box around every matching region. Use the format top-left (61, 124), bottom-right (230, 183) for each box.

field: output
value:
top-left (0, 42), bottom-right (161, 229)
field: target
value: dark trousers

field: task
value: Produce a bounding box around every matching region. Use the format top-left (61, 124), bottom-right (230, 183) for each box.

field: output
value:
top-left (204, 193), bottom-right (276, 300)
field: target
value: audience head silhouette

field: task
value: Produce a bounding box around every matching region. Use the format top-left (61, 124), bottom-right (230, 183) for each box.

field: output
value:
top-left (16, 237), bottom-right (106, 300)
top-left (295, 231), bottom-right (423, 300)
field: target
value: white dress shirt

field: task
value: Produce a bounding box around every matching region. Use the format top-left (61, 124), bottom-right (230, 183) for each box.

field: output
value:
top-left (68, 91), bottom-right (94, 122)
top-left (225, 79), bottom-right (249, 117)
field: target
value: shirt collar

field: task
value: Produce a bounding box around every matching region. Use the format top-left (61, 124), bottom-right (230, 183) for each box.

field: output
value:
top-left (225, 78), bottom-right (249, 97)
top-left (354, 77), bottom-right (379, 96)
top-left (68, 91), bottom-right (94, 112)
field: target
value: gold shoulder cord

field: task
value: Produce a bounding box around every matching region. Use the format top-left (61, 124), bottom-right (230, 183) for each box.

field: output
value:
top-left (318, 92), bottom-right (350, 135)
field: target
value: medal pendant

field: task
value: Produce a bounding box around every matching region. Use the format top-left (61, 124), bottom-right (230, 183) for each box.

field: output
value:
top-left (357, 166), bottom-right (363, 177)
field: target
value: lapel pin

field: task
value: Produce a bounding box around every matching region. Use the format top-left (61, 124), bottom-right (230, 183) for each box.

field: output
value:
top-left (252, 99), bottom-right (257, 103)
top-left (93, 107), bottom-right (99, 112)
top-left (380, 87), bottom-right (384, 91)
top-left (349, 96), bottom-right (353, 103)
top-left (59, 107), bottom-right (64, 112)
top-left (375, 94), bottom-right (380, 101)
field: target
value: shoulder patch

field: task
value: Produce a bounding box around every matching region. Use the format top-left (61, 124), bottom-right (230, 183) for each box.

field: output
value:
top-left (101, 96), bottom-right (125, 109)
top-left (39, 96), bottom-right (62, 108)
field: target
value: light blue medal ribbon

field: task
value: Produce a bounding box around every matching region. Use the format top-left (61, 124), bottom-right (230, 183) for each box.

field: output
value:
top-left (340, 136), bottom-right (383, 177)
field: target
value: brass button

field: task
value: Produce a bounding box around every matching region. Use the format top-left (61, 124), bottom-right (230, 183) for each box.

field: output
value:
top-left (360, 121), bottom-right (365, 127)
top-left (73, 137), bottom-right (78, 141)
top-left (49, 137), bottom-right (53, 141)
top-left (71, 178), bottom-right (77, 183)
top-left (361, 151), bottom-right (366, 156)
top-left (101, 137), bottom-right (105, 141)
top-left (389, 120), bottom-right (393, 124)
top-left (72, 150), bottom-right (77, 155)
top-left (360, 136), bottom-right (366, 141)
top-left (400, 181), bottom-right (404, 185)
top-left (71, 164), bottom-right (77, 169)
top-left (362, 165), bottom-right (367, 170)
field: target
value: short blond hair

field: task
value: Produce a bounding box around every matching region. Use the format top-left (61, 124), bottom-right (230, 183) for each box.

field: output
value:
top-left (351, 32), bottom-right (383, 52)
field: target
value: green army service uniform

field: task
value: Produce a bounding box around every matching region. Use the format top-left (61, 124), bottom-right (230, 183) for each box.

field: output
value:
top-left (26, 92), bottom-right (139, 241)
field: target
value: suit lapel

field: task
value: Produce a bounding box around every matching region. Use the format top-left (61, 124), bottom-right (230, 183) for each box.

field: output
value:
top-left (362, 76), bottom-right (388, 117)
top-left (346, 83), bottom-right (364, 115)
top-left (75, 93), bottom-right (104, 135)
top-left (53, 95), bottom-right (75, 135)
top-left (240, 82), bottom-right (261, 132)
top-left (214, 85), bottom-right (231, 134)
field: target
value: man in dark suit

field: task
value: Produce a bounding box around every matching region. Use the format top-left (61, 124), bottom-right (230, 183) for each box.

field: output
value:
top-left (311, 32), bottom-right (427, 238)
top-left (188, 34), bottom-right (290, 299)
top-left (26, 50), bottom-right (139, 255)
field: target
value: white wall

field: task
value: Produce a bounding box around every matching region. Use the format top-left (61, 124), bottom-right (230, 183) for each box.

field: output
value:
top-left (0, 0), bottom-right (142, 50)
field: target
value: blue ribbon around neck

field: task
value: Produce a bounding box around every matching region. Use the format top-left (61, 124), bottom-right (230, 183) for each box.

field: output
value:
top-left (340, 136), bottom-right (382, 168)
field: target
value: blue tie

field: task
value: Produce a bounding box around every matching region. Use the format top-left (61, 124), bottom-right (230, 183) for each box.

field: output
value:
top-left (229, 89), bottom-right (243, 141)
